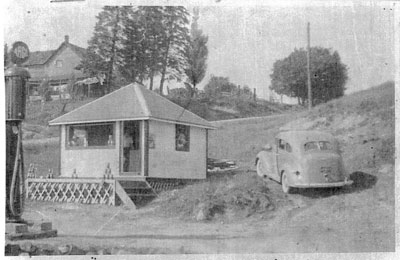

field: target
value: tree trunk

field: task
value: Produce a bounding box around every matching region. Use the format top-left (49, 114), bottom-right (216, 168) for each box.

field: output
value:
top-left (107, 8), bottom-right (120, 93)
top-left (159, 39), bottom-right (170, 96)
top-left (149, 71), bottom-right (154, 90)
top-left (190, 83), bottom-right (196, 98)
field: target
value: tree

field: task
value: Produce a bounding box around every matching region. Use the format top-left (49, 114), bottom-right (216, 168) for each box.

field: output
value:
top-left (79, 6), bottom-right (126, 94)
top-left (184, 7), bottom-right (208, 97)
top-left (158, 6), bottom-right (190, 95)
top-left (204, 75), bottom-right (237, 98)
top-left (121, 6), bottom-right (165, 89)
top-left (270, 47), bottom-right (348, 106)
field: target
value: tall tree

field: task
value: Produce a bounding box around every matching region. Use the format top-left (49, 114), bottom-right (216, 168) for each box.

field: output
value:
top-left (79, 6), bottom-right (126, 94)
top-left (158, 6), bottom-right (190, 95)
top-left (270, 47), bottom-right (348, 106)
top-left (184, 7), bottom-right (208, 97)
top-left (121, 6), bottom-right (165, 89)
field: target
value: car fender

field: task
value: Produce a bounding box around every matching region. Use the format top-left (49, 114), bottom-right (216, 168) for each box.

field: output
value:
top-left (256, 151), bottom-right (276, 178)
top-left (279, 162), bottom-right (302, 185)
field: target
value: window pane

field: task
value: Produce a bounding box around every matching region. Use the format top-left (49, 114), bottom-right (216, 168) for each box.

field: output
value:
top-left (176, 124), bottom-right (190, 151)
top-left (319, 141), bottom-right (333, 150)
top-left (304, 142), bottom-right (319, 151)
top-left (285, 143), bottom-right (292, 152)
top-left (304, 141), bottom-right (333, 151)
top-left (68, 124), bottom-right (114, 148)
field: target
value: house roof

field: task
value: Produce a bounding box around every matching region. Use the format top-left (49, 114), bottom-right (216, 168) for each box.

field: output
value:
top-left (23, 42), bottom-right (86, 66)
top-left (23, 50), bottom-right (55, 66)
top-left (49, 84), bottom-right (215, 129)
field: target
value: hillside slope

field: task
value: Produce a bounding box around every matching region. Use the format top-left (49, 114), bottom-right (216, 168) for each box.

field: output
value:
top-left (151, 81), bottom-right (395, 234)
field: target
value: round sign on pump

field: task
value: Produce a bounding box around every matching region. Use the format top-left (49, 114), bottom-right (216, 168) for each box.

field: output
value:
top-left (10, 41), bottom-right (30, 65)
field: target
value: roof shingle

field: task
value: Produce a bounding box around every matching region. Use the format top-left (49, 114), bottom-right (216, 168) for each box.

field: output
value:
top-left (49, 84), bottom-right (215, 129)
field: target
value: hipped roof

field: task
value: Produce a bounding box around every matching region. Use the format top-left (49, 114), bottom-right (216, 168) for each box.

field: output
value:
top-left (49, 84), bottom-right (215, 129)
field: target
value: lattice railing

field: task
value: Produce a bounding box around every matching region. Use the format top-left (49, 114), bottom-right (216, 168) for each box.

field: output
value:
top-left (26, 178), bottom-right (116, 206)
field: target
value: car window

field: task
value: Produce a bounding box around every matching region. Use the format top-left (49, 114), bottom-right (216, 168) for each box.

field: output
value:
top-left (285, 143), bottom-right (292, 153)
top-left (278, 139), bottom-right (285, 150)
top-left (304, 141), bottom-right (333, 151)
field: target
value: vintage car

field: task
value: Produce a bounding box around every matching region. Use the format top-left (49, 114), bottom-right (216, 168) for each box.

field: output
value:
top-left (255, 130), bottom-right (353, 193)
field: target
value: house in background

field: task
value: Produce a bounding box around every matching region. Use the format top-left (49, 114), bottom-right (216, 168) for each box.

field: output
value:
top-left (22, 35), bottom-right (87, 100)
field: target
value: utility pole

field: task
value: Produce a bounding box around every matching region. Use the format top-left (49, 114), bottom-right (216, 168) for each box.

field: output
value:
top-left (307, 22), bottom-right (312, 110)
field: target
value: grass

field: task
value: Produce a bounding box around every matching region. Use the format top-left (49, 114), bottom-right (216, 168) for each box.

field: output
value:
top-left (155, 171), bottom-right (276, 220)
top-left (21, 80), bottom-right (395, 221)
top-left (23, 141), bottom-right (60, 177)
top-left (25, 98), bottom-right (96, 126)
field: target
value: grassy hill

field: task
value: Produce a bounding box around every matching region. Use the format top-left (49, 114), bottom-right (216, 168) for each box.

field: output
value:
top-left (150, 80), bottom-right (395, 221)
top-left (22, 94), bottom-right (299, 140)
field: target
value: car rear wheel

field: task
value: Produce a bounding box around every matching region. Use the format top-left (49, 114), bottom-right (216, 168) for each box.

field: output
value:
top-left (281, 172), bottom-right (293, 194)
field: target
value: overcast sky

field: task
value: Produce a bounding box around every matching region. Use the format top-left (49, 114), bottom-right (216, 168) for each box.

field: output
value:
top-left (2, 0), bottom-right (396, 99)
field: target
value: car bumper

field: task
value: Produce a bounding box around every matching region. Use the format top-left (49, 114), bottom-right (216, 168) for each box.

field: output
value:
top-left (291, 179), bottom-right (353, 188)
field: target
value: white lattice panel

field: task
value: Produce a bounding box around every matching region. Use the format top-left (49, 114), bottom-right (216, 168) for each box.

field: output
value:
top-left (26, 178), bottom-right (116, 206)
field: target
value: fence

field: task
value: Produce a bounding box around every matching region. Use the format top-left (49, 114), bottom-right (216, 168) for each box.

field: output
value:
top-left (26, 178), bottom-right (116, 206)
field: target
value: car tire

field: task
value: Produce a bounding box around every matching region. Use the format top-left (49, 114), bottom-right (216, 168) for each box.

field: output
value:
top-left (281, 172), bottom-right (293, 194)
top-left (256, 159), bottom-right (266, 178)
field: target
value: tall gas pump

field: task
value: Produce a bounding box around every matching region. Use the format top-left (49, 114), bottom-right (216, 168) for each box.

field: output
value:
top-left (5, 41), bottom-right (30, 223)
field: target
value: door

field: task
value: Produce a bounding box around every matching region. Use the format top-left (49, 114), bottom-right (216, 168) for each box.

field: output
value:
top-left (121, 121), bottom-right (141, 175)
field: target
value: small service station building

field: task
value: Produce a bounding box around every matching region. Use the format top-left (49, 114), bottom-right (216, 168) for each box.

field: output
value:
top-left (49, 84), bottom-right (215, 180)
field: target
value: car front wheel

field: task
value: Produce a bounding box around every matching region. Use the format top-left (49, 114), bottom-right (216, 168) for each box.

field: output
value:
top-left (256, 159), bottom-right (266, 178)
top-left (281, 172), bottom-right (293, 194)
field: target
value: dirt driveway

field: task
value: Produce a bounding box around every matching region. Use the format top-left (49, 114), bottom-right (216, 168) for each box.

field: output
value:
top-left (19, 163), bottom-right (394, 254)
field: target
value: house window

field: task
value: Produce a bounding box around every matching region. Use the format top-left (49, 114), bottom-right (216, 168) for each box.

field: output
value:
top-left (55, 60), bottom-right (63, 68)
top-left (175, 124), bottom-right (190, 152)
top-left (67, 123), bottom-right (114, 148)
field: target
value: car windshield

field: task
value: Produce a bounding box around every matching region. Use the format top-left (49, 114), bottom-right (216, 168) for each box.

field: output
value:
top-left (304, 141), bottom-right (333, 151)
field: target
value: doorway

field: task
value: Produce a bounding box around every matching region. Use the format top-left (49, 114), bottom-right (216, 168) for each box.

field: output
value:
top-left (121, 121), bottom-right (141, 175)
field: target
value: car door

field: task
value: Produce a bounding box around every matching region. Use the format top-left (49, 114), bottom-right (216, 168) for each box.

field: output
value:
top-left (272, 138), bottom-right (285, 181)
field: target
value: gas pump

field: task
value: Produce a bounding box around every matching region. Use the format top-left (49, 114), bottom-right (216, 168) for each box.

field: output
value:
top-left (5, 41), bottom-right (30, 223)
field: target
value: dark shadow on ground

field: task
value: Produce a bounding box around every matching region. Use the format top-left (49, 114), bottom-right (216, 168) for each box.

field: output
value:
top-left (131, 196), bottom-right (158, 208)
top-left (296, 171), bottom-right (377, 199)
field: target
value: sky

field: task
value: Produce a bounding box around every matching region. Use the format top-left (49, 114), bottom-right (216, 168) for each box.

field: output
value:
top-left (2, 0), bottom-right (396, 100)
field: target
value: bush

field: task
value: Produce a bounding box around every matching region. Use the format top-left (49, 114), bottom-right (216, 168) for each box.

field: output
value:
top-left (155, 172), bottom-right (275, 220)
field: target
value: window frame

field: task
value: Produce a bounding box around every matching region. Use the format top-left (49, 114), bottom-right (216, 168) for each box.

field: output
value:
top-left (175, 124), bottom-right (190, 152)
top-left (304, 141), bottom-right (334, 152)
top-left (277, 139), bottom-right (292, 153)
top-left (65, 122), bottom-right (116, 150)
top-left (55, 60), bottom-right (63, 68)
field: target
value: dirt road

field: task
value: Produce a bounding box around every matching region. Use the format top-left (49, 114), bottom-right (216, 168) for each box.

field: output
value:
top-left (21, 165), bottom-right (394, 254)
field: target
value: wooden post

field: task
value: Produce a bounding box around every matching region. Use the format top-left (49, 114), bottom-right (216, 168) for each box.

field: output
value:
top-left (206, 129), bottom-right (208, 177)
top-left (307, 22), bottom-right (312, 110)
top-left (144, 120), bottom-right (149, 177)
top-left (253, 88), bottom-right (257, 101)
